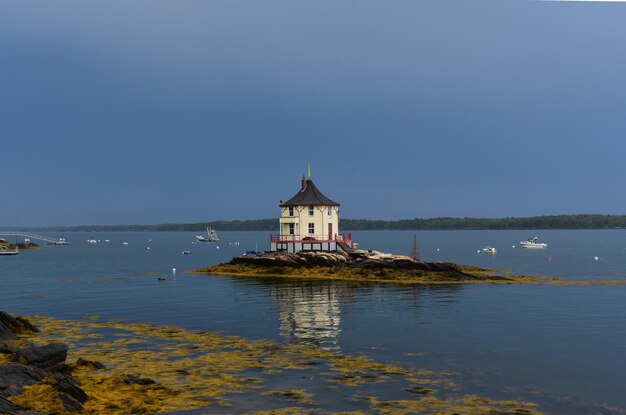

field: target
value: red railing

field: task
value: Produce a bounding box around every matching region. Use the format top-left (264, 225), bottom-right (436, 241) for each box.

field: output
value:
top-left (270, 233), bottom-right (352, 244)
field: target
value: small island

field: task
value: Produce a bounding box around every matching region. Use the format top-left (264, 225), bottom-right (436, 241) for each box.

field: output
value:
top-left (194, 173), bottom-right (619, 286)
top-left (193, 250), bottom-right (554, 285)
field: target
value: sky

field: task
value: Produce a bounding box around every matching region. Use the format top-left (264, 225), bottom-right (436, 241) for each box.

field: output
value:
top-left (2, 0), bottom-right (626, 226)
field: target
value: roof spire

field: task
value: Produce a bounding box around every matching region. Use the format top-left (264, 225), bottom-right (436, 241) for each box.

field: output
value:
top-left (307, 163), bottom-right (311, 178)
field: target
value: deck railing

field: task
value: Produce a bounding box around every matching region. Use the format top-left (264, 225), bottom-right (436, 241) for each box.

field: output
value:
top-left (270, 233), bottom-right (352, 244)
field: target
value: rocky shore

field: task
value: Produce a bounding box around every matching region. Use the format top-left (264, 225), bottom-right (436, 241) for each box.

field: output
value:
top-left (0, 311), bottom-right (545, 415)
top-left (193, 250), bottom-right (526, 284)
top-left (0, 242), bottom-right (40, 251)
top-left (0, 311), bottom-right (88, 414)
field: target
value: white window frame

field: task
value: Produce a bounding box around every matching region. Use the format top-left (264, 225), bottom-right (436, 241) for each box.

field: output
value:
top-left (308, 222), bottom-right (315, 235)
top-left (308, 206), bottom-right (314, 216)
top-left (288, 223), bottom-right (295, 235)
top-left (288, 206), bottom-right (294, 217)
top-left (327, 206), bottom-right (332, 216)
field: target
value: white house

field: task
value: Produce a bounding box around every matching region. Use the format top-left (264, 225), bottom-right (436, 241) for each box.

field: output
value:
top-left (269, 172), bottom-right (353, 253)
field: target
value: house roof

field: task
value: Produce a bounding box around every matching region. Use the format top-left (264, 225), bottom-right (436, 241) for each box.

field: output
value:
top-left (280, 178), bottom-right (340, 207)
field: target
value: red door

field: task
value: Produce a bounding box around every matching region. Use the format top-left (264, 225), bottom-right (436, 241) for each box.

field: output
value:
top-left (328, 223), bottom-right (333, 240)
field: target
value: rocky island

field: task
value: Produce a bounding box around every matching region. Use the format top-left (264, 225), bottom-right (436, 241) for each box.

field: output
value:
top-left (193, 250), bottom-right (555, 284)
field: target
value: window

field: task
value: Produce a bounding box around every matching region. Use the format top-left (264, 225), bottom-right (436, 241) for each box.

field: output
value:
top-left (308, 206), bottom-right (314, 216)
top-left (288, 223), bottom-right (295, 235)
top-left (308, 223), bottom-right (315, 235)
top-left (288, 206), bottom-right (294, 217)
top-left (327, 206), bottom-right (332, 216)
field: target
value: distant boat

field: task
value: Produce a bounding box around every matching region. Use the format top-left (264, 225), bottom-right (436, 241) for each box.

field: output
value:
top-left (196, 227), bottom-right (219, 242)
top-left (51, 237), bottom-right (70, 246)
top-left (520, 237), bottom-right (548, 249)
top-left (86, 237), bottom-right (97, 244)
top-left (482, 246), bottom-right (497, 254)
top-left (0, 245), bottom-right (19, 256)
top-left (182, 250), bottom-right (191, 255)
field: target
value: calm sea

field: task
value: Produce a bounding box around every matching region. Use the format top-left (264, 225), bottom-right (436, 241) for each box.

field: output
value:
top-left (2, 230), bottom-right (626, 414)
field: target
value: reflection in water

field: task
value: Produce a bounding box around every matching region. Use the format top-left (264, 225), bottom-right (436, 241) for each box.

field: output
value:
top-left (268, 281), bottom-right (464, 351)
top-left (270, 283), bottom-right (352, 350)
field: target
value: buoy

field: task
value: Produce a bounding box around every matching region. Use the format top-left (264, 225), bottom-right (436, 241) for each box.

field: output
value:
top-left (216, 246), bottom-right (220, 249)
top-left (512, 245), bottom-right (515, 248)
top-left (123, 242), bottom-right (129, 245)
top-left (594, 256), bottom-right (599, 261)
top-left (147, 247), bottom-right (151, 250)
top-left (436, 248), bottom-right (440, 252)
top-left (172, 268), bottom-right (176, 274)
top-left (477, 250), bottom-right (481, 253)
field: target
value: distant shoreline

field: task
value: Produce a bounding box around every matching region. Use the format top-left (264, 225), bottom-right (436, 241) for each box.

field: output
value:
top-left (2, 214), bottom-right (626, 232)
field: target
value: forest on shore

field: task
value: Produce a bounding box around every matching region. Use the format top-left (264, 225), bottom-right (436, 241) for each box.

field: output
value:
top-left (5, 215), bottom-right (626, 232)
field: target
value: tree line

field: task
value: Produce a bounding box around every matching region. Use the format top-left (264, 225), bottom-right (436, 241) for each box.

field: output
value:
top-left (5, 215), bottom-right (626, 232)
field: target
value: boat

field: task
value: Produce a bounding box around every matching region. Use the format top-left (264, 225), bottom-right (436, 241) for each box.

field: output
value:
top-left (520, 237), bottom-right (548, 249)
top-left (86, 237), bottom-right (97, 244)
top-left (182, 250), bottom-right (191, 255)
top-left (482, 246), bottom-right (497, 254)
top-left (0, 245), bottom-right (19, 256)
top-left (196, 227), bottom-right (219, 242)
top-left (51, 237), bottom-right (70, 245)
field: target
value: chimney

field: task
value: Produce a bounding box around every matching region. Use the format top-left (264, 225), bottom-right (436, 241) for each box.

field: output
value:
top-left (301, 175), bottom-right (307, 191)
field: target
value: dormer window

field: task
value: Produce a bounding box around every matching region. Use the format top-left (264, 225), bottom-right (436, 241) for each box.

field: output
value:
top-left (288, 206), bottom-right (294, 217)
top-left (327, 206), bottom-right (332, 216)
top-left (308, 206), bottom-right (314, 216)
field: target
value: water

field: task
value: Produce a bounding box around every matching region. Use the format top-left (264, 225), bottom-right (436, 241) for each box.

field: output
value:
top-left (2, 230), bottom-right (626, 413)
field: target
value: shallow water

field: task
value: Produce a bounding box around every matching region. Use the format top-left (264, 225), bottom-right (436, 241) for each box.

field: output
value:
top-left (2, 230), bottom-right (626, 413)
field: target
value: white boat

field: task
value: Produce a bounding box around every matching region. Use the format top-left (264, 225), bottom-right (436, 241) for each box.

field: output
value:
top-left (196, 227), bottom-right (219, 242)
top-left (520, 237), bottom-right (548, 249)
top-left (0, 245), bottom-right (19, 256)
top-left (52, 237), bottom-right (70, 245)
top-left (482, 246), bottom-right (497, 254)
top-left (86, 237), bottom-right (97, 244)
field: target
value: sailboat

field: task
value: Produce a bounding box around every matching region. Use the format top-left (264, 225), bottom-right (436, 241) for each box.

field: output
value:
top-left (196, 227), bottom-right (219, 242)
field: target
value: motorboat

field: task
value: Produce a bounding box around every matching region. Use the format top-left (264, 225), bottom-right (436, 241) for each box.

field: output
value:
top-left (86, 237), bottom-right (97, 244)
top-left (182, 250), bottom-right (191, 255)
top-left (0, 245), bottom-right (19, 256)
top-left (52, 237), bottom-right (70, 245)
top-left (482, 246), bottom-right (497, 254)
top-left (196, 227), bottom-right (219, 242)
top-left (520, 237), bottom-right (548, 249)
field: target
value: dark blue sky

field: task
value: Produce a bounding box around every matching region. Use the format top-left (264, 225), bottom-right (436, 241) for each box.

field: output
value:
top-left (2, 1), bottom-right (626, 226)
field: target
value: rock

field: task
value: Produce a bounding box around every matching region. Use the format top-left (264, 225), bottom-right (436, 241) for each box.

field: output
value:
top-left (74, 357), bottom-right (105, 370)
top-left (58, 391), bottom-right (83, 412)
top-left (124, 375), bottom-right (155, 385)
top-left (231, 251), bottom-right (309, 267)
top-left (0, 313), bottom-right (39, 341)
top-left (0, 363), bottom-right (44, 396)
top-left (0, 342), bottom-right (18, 354)
top-left (15, 343), bottom-right (68, 371)
top-left (51, 372), bottom-right (88, 404)
top-left (0, 395), bottom-right (21, 415)
top-left (0, 322), bottom-right (17, 341)
top-left (297, 251), bottom-right (348, 266)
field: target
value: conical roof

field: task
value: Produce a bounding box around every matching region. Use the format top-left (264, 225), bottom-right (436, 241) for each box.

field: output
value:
top-left (280, 178), bottom-right (339, 207)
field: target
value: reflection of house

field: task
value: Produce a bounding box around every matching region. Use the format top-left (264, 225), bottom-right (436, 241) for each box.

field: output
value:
top-left (270, 168), bottom-right (354, 253)
top-left (271, 284), bottom-right (344, 350)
